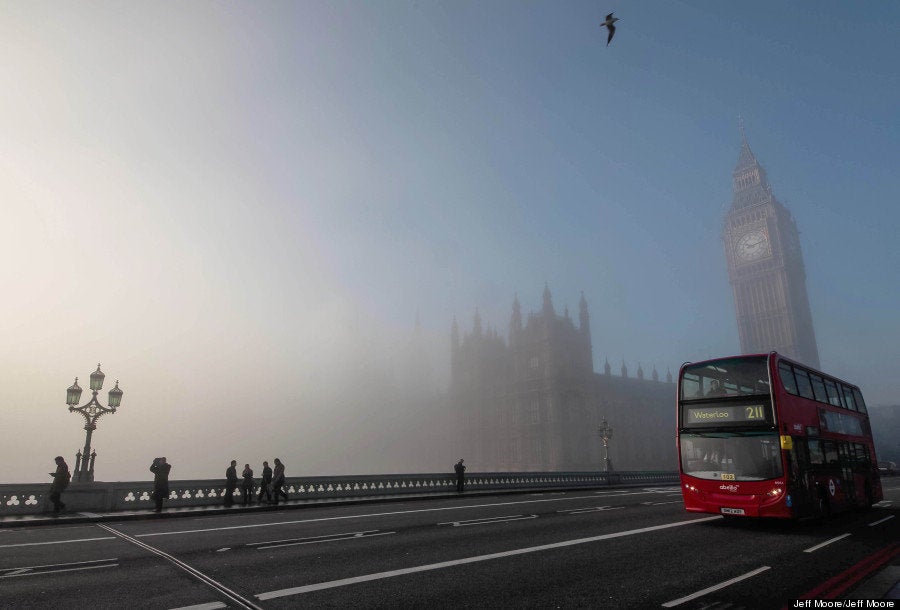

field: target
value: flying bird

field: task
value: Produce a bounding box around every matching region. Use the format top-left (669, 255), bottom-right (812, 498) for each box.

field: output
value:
top-left (600, 12), bottom-right (619, 46)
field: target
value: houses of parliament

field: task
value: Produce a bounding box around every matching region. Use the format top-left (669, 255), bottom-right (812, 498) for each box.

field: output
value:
top-left (447, 130), bottom-right (820, 472)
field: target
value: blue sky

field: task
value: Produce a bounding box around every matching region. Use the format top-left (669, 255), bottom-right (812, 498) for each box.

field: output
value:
top-left (1, 1), bottom-right (897, 480)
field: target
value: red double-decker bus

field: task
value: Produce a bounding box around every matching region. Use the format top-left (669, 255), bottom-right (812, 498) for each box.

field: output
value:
top-left (677, 352), bottom-right (882, 519)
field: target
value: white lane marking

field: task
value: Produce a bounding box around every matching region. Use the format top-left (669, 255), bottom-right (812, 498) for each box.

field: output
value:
top-left (134, 492), bottom-right (669, 538)
top-left (96, 524), bottom-right (262, 610)
top-left (0, 564), bottom-right (118, 579)
top-left (437, 514), bottom-right (537, 527)
top-left (641, 501), bottom-right (684, 506)
top-left (247, 530), bottom-right (380, 546)
top-left (557, 506), bottom-right (624, 515)
top-left (661, 566), bottom-right (771, 607)
top-left (216, 548), bottom-right (230, 552)
top-left (169, 603), bottom-right (228, 610)
top-left (257, 531), bottom-right (396, 550)
top-left (803, 533), bottom-right (852, 553)
top-left (3, 569), bottom-right (29, 576)
top-left (868, 515), bottom-right (895, 527)
top-left (255, 516), bottom-right (721, 600)
top-left (0, 536), bottom-right (115, 548)
top-left (0, 558), bottom-right (118, 573)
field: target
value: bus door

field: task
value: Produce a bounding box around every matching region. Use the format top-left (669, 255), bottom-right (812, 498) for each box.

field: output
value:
top-left (787, 438), bottom-right (816, 517)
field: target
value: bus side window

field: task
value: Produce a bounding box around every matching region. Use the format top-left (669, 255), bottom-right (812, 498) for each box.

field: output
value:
top-left (808, 440), bottom-right (824, 466)
top-left (852, 443), bottom-right (869, 469)
top-left (779, 362), bottom-right (798, 395)
top-left (856, 444), bottom-right (871, 469)
top-left (808, 373), bottom-right (827, 404)
top-left (841, 385), bottom-right (857, 411)
top-left (824, 380), bottom-right (843, 408)
top-left (822, 441), bottom-right (839, 466)
top-left (837, 442), bottom-right (850, 466)
top-left (851, 388), bottom-right (868, 415)
top-left (794, 368), bottom-right (815, 400)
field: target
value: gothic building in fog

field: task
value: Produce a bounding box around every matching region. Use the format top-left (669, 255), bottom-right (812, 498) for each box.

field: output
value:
top-left (449, 286), bottom-right (675, 472)
top-left (723, 129), bottom-right (820, 368)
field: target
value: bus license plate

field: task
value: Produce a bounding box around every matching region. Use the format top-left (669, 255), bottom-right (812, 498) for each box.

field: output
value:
top-left (721, 507), bottom-right (745, 516)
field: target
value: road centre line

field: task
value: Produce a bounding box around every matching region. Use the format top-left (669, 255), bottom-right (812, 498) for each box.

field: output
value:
top-left (135, 491), bottom-right (673, 538)
top-left (804, 533), bottom-right (852, 553)
top-left (0, 536), bottom-right (116, 548)
top-left (254, 516), bottom-right (721, 600)
top-left (868, 515), bottom-right (895, 527)
top-left (95, 524), bottom-right (262, 610)
top-left (257, 531), bottom-right (396, 550)
top-left (660, 566), bottom-right (771, 607)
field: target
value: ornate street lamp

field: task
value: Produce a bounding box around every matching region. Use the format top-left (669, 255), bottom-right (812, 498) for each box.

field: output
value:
top-left (598, 418), bottom-right (614, 473)
top-left (66, 363), bottom-right (124, 483)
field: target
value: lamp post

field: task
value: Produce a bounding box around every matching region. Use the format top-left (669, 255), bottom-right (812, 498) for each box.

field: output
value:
top-left (598, 418), bottom-right (613, 473)
top-left (66, 363), bottom-right (123, 483)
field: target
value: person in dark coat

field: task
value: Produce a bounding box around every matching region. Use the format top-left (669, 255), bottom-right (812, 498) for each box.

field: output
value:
top-left (257, 460), bottom-right (273, 504)
top-left (454, 458), bottom-right (466, 492)
top-left (241, 463), bottom-right (254, 506)
top-left (224, 460), bottom-right (238, 507)
top-left (149, 457), bottom-right (171, 513)
top-left (272, 458), bottom-right (288, 505)
top-left (48, 456), bottom-right (70, 515)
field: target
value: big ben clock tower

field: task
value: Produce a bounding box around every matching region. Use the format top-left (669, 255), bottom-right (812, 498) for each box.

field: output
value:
top-left (723, 128), bottom-right (820, 368)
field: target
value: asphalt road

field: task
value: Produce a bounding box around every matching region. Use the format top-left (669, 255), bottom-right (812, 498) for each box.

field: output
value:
top-left (1, 483), bottom-right (897, 609)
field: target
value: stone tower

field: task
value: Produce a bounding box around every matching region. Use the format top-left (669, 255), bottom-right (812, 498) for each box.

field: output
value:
top-left (722, 127), bottom-right (820, 368)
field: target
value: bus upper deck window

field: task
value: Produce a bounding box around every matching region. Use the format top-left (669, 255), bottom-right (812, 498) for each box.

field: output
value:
top-left (778, 362), bottom-right (798, 395)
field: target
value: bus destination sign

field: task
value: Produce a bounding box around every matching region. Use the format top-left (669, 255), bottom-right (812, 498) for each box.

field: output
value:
top-left (684, 404), bottom-right (770, 426)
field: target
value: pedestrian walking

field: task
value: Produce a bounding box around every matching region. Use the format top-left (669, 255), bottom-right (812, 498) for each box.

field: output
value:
top-left (48, 456), bottom-right (70, 515)
top-left (149, 457), bottom-right (171, 513)
top-left (272, 458), bottom-right (288, 505)
top-left (257, 460), bottom-right (273, 504)
top-left (224, 460), bottom-right (238, 507)
top-left (241, 463), bottom-right (254, 506)
top-left (454, 458), bottom-right (466, 492)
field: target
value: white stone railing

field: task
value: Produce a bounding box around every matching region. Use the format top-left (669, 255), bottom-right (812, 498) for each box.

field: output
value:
top-left (0, 471), bottom-right (679, 516)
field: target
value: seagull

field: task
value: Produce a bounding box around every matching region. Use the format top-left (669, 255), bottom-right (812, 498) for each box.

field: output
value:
top-left (600, 12), bottom-right (619, 46)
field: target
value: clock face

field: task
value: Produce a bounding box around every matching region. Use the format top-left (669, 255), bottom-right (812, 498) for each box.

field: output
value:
top-left (736, 229), bottom-right (769, 262)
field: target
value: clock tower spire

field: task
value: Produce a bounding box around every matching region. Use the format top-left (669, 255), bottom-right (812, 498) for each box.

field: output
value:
top-left (722, 126), bottom-right (820, 368)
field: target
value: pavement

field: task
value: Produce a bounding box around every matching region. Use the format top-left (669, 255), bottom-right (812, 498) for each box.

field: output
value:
top-left (2, 485), bottom-right (897, 601)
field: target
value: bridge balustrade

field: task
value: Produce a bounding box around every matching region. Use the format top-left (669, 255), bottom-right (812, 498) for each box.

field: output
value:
top-left (0, 471), bottom-right (679, 516)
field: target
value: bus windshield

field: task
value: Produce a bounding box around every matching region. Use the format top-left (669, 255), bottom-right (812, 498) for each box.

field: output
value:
top-left (679, 431), bottom-right (783, 481)
top-left (680, 356), bottom-right (770, 401)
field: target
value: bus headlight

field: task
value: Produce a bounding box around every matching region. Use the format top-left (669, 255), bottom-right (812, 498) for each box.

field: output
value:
top-left (766, 488), bottom-right (783, 498)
